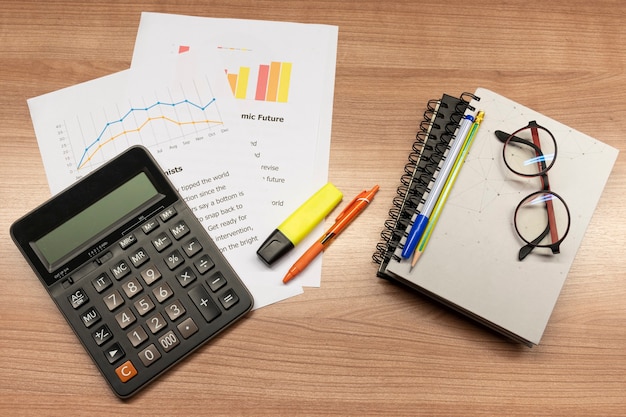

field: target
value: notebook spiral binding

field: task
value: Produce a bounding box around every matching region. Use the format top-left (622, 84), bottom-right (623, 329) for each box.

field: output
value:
top-left (373, 92), bottom-right (479, 276)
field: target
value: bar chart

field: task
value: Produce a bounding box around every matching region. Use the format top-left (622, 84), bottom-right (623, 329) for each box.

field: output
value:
top-left (226, 61), bottom-right (292, 103)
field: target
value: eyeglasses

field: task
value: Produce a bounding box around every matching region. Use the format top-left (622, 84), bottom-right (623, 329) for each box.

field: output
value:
top-left (495, 121), bottom-right (571, 261)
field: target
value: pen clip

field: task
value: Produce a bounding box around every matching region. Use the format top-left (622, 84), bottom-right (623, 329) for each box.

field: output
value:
top-left (335, 190), bottom-right (368, 222)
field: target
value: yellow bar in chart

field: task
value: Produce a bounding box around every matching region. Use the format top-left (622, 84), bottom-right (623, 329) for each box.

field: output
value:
top-left (234, 66), bottom-right (250, 99)
top-left (277, 62), bottom-right (292, 103)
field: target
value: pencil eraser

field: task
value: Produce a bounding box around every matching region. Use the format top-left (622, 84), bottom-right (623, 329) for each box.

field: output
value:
top-left (256, 229), bottom-right (294, 266)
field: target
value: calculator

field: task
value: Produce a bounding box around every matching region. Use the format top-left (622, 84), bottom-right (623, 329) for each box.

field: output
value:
top-left (10, 146), bottom-right (254, 398)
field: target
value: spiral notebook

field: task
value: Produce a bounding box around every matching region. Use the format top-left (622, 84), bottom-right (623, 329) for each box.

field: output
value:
top-left (374, 88), bottom-right (619, 346)
top-left (372, 92), bottom-right (474, 270)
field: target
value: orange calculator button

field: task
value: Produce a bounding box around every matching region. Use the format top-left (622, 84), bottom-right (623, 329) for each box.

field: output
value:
top-left (115, 360), bottom-right (138, 383)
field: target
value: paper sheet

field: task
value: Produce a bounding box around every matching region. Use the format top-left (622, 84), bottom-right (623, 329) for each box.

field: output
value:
top-left (131, 12), bottom-right (339, 288)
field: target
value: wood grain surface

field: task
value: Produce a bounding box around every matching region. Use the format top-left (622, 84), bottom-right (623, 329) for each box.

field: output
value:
top-left (1, 1), bottom-right (625, 415)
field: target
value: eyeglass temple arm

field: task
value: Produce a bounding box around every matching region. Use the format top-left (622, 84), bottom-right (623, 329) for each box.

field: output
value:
top-left (518, 223), bottom-right (561, 261)
top-left (495, 130), bottom-right (543, 156)
top-left (529, 126), bottom-right (560, 246)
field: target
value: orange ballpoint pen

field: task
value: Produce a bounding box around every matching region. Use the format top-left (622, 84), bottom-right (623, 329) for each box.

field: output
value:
top-left (283, 185), bottom-right (380, 283)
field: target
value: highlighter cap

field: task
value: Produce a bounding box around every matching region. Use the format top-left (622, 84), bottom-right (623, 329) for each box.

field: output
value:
top-left (256, 182), bottom-right (343, 266)
top-left (256, 229), bottom-right (294, 266)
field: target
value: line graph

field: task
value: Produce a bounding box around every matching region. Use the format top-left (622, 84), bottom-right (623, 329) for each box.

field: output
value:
top-left (29, 54), bottom-right (247, 195)
top-left (41, 72), bottom-right (235, 180)
top-left (76, 98), bottom-right (222, 169)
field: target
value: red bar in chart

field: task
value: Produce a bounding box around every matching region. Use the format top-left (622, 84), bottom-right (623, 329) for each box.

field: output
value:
top-left (255, 64), bottom-right (270, 101)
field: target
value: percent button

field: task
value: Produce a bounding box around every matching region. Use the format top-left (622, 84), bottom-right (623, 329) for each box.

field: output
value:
top-left (164, 249), bottom-right (184, 270)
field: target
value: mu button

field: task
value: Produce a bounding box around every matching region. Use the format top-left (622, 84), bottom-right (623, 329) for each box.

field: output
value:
top-left (115, 360), bottom-right (138, 383)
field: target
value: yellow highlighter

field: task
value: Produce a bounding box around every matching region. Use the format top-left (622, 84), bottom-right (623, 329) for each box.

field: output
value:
top-left (256, 182), bottom-right (343, 266)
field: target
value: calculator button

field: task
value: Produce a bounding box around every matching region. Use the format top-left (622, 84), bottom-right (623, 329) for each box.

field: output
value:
top-left (152, 282), bottom-right (174, 303)
top-left (176, 267), bottom-right (197, 288)
top-left (165, 299), bottom-right (186, 321)
top-left (92, 272), bottom-right (112, 293)
top-left (219, 289), bottom-right (240, 310)
top-left (182, 238), bottom-right (202, 257)
top-left (68, 288), bottom-right (88, 309)
top-left (194, 254), bottom-right (215, 275)
top-left (92, 324), bottom-right (113, 346)
top-left (159, 207), bottom-right (177, 222)
top-left (207, 272), bottom-right (227, 292)
top-left (138, 344), bottom-right (161, 367)
top-left (133, 295), bottom-right (155, 317)
top-left (121, 277), bottom-right (143, 299)
top-left (141, 219), bottom-right (159, 234)
top-left (164, 249), bottom-right (184, 270)
top-left (177, 317), bottom-right (199, 339)
top-left (129, 247), bottom-right (150, 268)
top-left (105, 342), bottom-right (125, 364)
top-left (151, 232), bottom-right (171, 252)
top-left (103, 290), bottom-right (124, 311)
top-left (115, 307), bottom-right (137, 330)
top-left (169, 220), bottom-right (189, 240)
top-left (127, 325), bottom-right (149, 347)
top-left (81, 306), bottom-right (101, 328)
top-left (111, 260), bottom-right (131, 280)
top-left (158, 330), bottom-right (180, 353)
top-left (146, 312), bottom-right (167, 334)
top-left (115, 360), bottom-right (138, 382)
top-left (188, 285), bottom-right (221, 322)
top-left (140, 264), bottom-right (162, 285)
top-left (119, 234), bottom-right (136, 250)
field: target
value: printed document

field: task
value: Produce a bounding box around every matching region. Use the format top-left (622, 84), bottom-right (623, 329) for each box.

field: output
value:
top-left (131, 12), bottom-right (339, 288)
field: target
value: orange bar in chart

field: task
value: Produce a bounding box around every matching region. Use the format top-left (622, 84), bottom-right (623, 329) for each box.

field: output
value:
top-left (266, 62), bottom-right (282, 102)
top-left (226, 72), bottom-right (237, 96)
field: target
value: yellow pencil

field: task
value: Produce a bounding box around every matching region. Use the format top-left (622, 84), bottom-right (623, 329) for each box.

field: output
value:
top-left (411, 110), bottom-right (485, 268)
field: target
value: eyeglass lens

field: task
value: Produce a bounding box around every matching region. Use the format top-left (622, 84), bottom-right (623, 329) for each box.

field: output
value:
top-left (514, 190), bottom-right (569, 250)
top-left (503, 122), bottom-right (556, 177)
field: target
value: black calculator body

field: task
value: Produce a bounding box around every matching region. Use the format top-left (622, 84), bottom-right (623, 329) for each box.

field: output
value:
top-left (10, 146), bottom-right (253, 398)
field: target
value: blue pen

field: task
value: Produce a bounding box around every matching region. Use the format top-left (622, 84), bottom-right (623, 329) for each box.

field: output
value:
top-left (401, 113), bottom-right (475, 258)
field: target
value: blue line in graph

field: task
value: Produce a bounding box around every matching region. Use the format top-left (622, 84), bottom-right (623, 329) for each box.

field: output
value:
top-left (76, 98), bottom-right (217, 168)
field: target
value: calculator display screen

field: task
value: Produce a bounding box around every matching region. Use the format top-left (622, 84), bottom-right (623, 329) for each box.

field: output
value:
top-left (34, 172), bottom-right (160, 266)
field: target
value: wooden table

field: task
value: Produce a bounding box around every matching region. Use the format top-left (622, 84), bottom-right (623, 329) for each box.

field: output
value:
top-left (1, 1), bottom-right (625, 415)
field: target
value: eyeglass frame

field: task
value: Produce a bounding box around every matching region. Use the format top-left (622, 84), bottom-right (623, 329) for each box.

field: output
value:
top-left (495, 120), bottom-right (571, 261)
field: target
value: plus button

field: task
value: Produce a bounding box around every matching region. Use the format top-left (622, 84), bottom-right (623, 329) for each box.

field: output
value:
top-left (188, 285), bottom-right (221, 322)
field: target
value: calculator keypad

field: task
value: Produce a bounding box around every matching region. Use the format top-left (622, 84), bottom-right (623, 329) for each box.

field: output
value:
top-left (62, 202), bottom-right (252, 397)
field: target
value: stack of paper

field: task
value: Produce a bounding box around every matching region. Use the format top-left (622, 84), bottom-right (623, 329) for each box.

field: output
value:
top-left (27, 12), bottom-right (339, 309)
